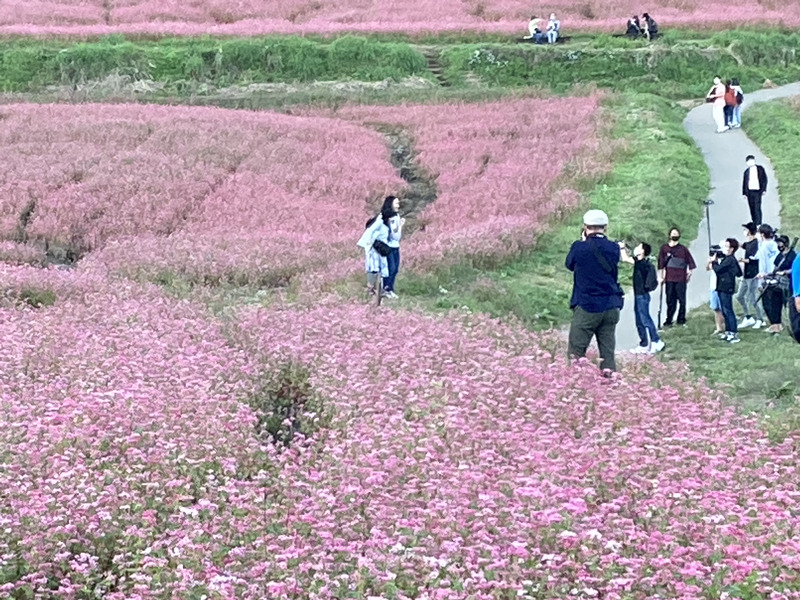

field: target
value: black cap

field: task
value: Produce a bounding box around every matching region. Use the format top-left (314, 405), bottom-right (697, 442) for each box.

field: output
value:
top-left (742, 222), bottom-right (757, 234)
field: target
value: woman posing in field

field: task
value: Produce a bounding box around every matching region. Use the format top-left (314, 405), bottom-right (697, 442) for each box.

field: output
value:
top-left (381, 195), bottom-right (404, 299)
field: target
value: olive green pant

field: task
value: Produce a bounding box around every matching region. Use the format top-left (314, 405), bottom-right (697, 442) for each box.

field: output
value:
top-left (568, 306), bottom-right (620, 372)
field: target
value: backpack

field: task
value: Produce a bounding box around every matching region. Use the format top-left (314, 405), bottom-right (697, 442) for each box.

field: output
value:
top-left (644, 260), bottom-right (658, 292)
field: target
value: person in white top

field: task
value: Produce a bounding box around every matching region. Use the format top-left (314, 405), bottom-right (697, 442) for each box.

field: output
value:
top-left (546, 14), bottom-right (560, 44)
top-left (706, 76), bottom-right (728, 133)
top-left (524, 15), bottom-right (542, 40)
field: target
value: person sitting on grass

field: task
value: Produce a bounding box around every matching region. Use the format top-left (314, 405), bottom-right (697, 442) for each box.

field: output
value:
top-left (625, 15), bottom-right (641, 39)
top-left (524, 15), bottom-right (544, 43)
top-left (546, 13), bottom-right (560, 44)
top-left (642, 12), bottom-right (658, 40)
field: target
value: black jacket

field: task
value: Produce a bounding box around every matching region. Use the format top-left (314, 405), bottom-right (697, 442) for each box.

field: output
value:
top-left (713, 254), bottom-right (742, 294)
top-left (742, 164), bottom-right (768, 195)
top-left (632, 258), bottom-right (656, 295)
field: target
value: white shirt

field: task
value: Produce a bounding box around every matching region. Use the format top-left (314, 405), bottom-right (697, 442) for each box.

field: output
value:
top-left (747, 165), bottom-right (760, 190)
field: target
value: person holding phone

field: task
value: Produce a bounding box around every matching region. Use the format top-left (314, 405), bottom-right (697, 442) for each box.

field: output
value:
top-left (380, 195), bottom-right (405, 299)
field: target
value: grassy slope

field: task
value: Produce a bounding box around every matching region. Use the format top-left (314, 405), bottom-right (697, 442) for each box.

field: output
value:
top-left (406, 92), bottom-right (708, 329)
top-left (653, 97), bottom-right (800, 425)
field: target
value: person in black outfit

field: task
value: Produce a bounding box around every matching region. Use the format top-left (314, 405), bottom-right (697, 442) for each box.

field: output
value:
top-left (642, 13), bottom-right (658, 40)
top-left (708, 237), bottom-right (743, 343)
top-left (759, 235), bottom-right (796, 336)
top-left (625, 15), bottom-right (641, 38)
top-left (620, 242), bottom-right (664, 353)
top-left (736, 222), bottom-right (766, 329)
top-left (566, 209), bottom-right (624, 373)
top-left (742, 155), bottom-right (768, 226)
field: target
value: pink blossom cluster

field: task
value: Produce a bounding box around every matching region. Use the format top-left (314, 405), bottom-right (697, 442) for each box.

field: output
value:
top-left (323, 96), bottom-right (603, 270)
top-left (4, 273), bottom-right (800, 596)
top-left (2, 0), bottom-right (800, 36)
top-left (0, 102), bottom-right (402, 286)
top-left (0, 98), bottom-right (600, 286)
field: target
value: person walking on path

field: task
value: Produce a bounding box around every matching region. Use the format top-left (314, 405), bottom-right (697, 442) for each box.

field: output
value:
top-left (566, 209), bottom-right (624, 373)
top-left (620, 242), bottom-right (665, 354)
top-left (709, 238), bottom-right (743, 343)
top-left (706, 76), bottom-right (728, 133)
top-left (736, 222), bottom-right (766, 329)
top-left (724, 81), bottom-right (737, 129)
top-left (380, 195), bottom-right (404, 299)
top-left (658, 228), bottom-right (696, 327)
top-left (742, 155), bottom-right (768, 226)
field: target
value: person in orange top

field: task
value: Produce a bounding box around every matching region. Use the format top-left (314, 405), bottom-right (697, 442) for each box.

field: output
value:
top-left (724, 80), bottom-right (737, 129)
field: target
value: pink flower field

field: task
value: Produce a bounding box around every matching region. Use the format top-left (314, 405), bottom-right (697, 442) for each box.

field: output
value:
top-left (3, 261), bottom-right (800, 597)
top-left (0, 97), bottom-right (601, 287)
top-left (1, 0), bottom-right (799, 36)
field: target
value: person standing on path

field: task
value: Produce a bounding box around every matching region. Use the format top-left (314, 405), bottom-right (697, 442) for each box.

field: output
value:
top-left (620, 242), bottom-right (665, 354)
top-left (706, 76), bottom-right (728, 133)
top-left (380, 195), bottom-right (404, 299)
top-left (730, 78), bottom-right (744, 128)
top-left (566, 209), bottom-right (624, 373)
top-left (742, 155), bottom-right (768, 226)
top-left (723, 80), bottom-right (737, 129)
top-left (736, 222), bottom-right (766, 329)
top-left (708, 237), bottom-right (743, 343)
top-left (658, 228), bottom-right (696, 327)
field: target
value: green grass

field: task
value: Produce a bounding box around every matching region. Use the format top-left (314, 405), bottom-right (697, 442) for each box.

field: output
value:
top-left (404, 91), bottom-right (708, 330)
top-left (656, 307), bottom-right (800, 437)
top-left (743, 98), bottom-right (800, 233)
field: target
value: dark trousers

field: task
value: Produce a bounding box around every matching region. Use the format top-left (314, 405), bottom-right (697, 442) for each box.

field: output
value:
top-left (383, 247), bottom-right (400, 292)
top-left (568, 306), bottom-right (620, 372)
top-left (724, 104), bottom-right (733, 126)
top-left (664, 281), bottom-right (688, 325)
top-left (790, 299), bottom-right (800, 343)
top-left (718, 291), bottom-right (737, 333)
top-left (762, 285), bottom-right (785, 325)
top-left (745, 190), bottom-right (763, 226)
top-left (634, 293), bottom-right (659, 347)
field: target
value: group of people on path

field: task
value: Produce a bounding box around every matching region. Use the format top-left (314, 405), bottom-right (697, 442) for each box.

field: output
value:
top-left (625, 13), bottom-right (658, 40)
top-left (357, 195), bottom-right (404, 304)
top-left (524, 13), bottom-right (561, 44)
top-left (706, 76), bottom-right (745, 133)
top-left (566, 204), bottom-right (800, 374)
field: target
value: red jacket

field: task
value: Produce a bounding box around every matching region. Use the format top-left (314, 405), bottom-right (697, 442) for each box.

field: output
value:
top-left (724, 87), bottom-right (737, 106)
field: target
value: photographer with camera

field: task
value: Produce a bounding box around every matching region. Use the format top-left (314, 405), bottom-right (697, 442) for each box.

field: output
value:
top-left (565, 210), bottom-right (624, 373)
top-left (707, 238), bottom-right (743, 343)
top-left (657, 227), bottom-right (696, 328)
top-left (620, 242), bottom-right (664, 354)
top-left (758, 234), bottom-right (796, 336)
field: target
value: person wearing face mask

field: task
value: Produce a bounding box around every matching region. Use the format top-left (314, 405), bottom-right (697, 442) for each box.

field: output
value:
top-left (706, 76), bottom-right (728, 133)
top-left (758, 235), bottom-right (796, 336)
top-left (620, 242), bottom-right (664, 354)
top-left (736, 222), bottom-right (766, 330)
top-left (741, 155), bottom-right (768, 226)
top-left (708, 237), bottom-right (743, 343)
top-left (657, 228), bottom-right (696, 328)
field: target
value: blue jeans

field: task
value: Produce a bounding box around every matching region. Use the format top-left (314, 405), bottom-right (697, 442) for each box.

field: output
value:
top-left (634, 293), bottom-right (660, 347)
top-left (383, 247), bottom-right (400, 292)
top-left (719, 291), bottom-right (737, 333)
top-left (732, 105), bottom-right (742, 126)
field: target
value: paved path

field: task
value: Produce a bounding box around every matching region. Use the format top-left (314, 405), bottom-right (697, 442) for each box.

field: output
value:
top-left (616, 82), bottom-right (800, 351)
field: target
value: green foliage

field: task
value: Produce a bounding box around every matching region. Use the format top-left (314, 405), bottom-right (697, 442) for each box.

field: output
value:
top-left (442, 31), bottom-right (800, 98)
top-left (247, 362), bottom-right (329, 447)
top-left (0, 36), bottom-right (428, 91)
top-left (743, 98), bottom-right (800, 233)
top-left (16, 287), bottom-right (57, 308)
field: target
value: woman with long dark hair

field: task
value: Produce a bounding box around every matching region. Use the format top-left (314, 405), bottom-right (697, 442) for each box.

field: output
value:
top-left (380, 195), bottom-right (404, 298)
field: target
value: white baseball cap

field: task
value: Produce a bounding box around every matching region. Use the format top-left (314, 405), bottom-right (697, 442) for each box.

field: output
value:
top-left (583, 209), bottom-right (609, 227)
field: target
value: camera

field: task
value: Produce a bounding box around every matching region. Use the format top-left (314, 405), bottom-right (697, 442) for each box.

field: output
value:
top-left (614, 239), bottom-right (631, 253)
top-left (709, 244), bottom-right (724, 259)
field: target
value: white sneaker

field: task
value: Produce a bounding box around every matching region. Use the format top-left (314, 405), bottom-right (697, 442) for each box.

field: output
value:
top-left (650, 340), bottom-right (665, 353)
top-left (728, 334), bottom-right (741, 344)
top-left (739, 316), bottom-right (756, 328)
top-left (752, 319), bottom-right (765, 330)
top-left (630, 345), bottom-right (650, 354)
